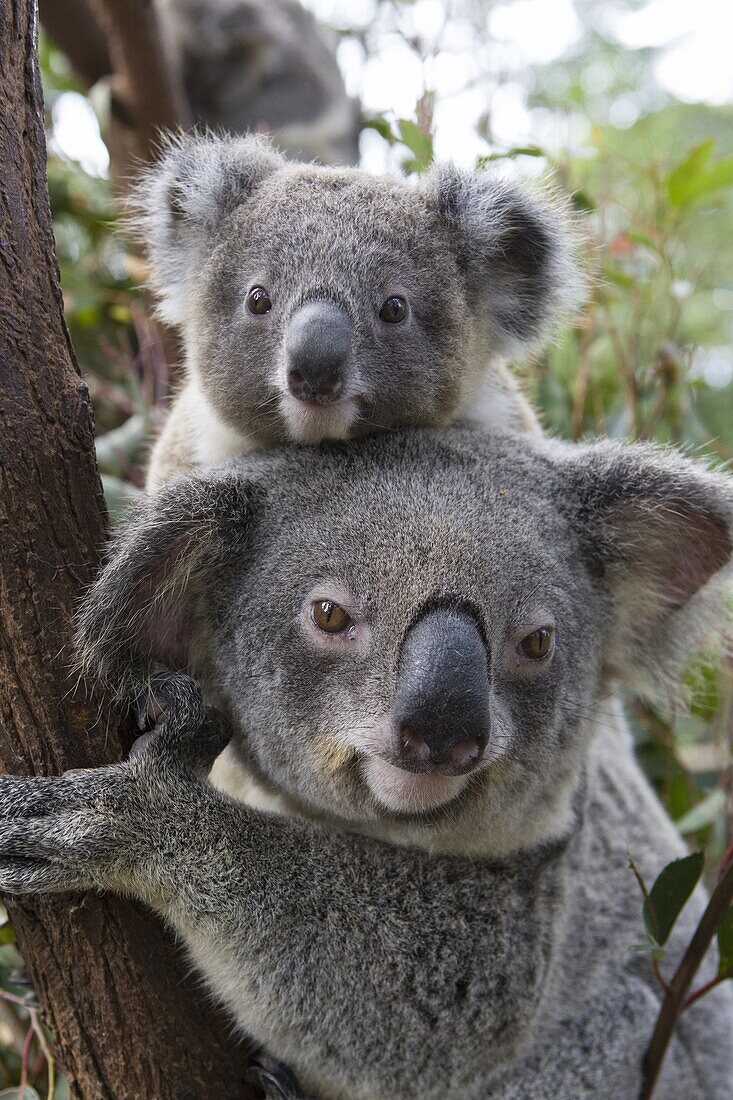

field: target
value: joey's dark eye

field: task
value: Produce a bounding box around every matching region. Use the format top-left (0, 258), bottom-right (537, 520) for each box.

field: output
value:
top-left (518, 627), bottom-right (555, 661)
top-left (379, 296), bottom-right (408, 324)
top-left (247, 286), bottom-right (272, 315)
top-left (312, 600), bottom-right (354, 635)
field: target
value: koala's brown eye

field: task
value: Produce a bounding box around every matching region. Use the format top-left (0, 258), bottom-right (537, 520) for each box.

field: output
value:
top-left (379, 296), bottom-right (408, 324)
top-left (247, 286), bottom-right (272, 315)
top-left (312, 600), bottom-right (353, 635)
top-left (518, 627), bottom-right (555, 661)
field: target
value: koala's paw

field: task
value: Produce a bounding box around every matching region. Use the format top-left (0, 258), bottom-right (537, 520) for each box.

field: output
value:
top-left (0, 768), bottom-right (125, 895)
top-left (130, 673), bottom-right (230, 778)
top-left (0, 676), bottom-right (230, 899)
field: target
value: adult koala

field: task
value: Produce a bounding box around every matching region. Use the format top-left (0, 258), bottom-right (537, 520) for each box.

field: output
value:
top-left (155, 0), bottom-right (360, 165)
top-left (134, 133), bottom-right (582, 488)
top-left (2, 428), bottom-right (732, 1098)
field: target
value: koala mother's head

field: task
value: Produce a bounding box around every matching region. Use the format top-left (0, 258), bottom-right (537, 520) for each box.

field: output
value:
top-left (78, 429), bottom-right (733, 856)
top-left (133, 133), bottom-right (581, 444)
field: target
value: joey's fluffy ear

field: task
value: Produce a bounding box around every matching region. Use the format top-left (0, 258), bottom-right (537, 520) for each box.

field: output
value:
top-left (76, 473), bottom-right (258, 699)
top-left (423, 164), bottom-right (584, 357)
top-left (129, 131), bottom-right (285, 324)
top-left (567, 442), bottom-right (733, 696)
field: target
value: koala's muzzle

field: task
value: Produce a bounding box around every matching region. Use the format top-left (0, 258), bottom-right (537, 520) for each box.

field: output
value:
top-left (392, 608), bottom-right (490, 776)
top-left (285, 300), bottom-right (351, 404)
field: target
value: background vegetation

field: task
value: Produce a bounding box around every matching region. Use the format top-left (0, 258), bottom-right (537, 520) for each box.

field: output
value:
top-left (0, 0), bottom-right (731, 1093)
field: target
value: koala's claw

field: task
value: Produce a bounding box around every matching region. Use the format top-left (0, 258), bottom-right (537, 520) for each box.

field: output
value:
top-left (245, 1053), bottom-right (309, 1099)
top-left (127, 673), bottom-right (229, 774)
top-left (132, 671), bottom-right (203, 732)
top-left (0, 675), bottom-right (230, 899)
top-left (128, 701), bottom-right (230, 777)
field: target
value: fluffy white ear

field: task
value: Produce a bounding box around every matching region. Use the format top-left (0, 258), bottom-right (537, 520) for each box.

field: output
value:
top-left (129, 131), bottom-right (285, 324)
top-left (566, 441), bottom-right (733, 696)
top-left (422, 163), bottom-right (585, 359)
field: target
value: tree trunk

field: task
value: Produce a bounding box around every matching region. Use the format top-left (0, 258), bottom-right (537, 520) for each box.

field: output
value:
top-left (0, 3), bottom-right (254, 1096)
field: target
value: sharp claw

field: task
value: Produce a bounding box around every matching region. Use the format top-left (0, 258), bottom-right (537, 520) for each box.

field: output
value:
top-left (132, 688), bottom-right (165, 732)
top-left (245, 1054), bottom-right (306, 1099)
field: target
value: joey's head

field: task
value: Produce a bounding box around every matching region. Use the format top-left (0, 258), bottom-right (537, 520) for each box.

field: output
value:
top-left (132, 133), bottom-right (582, 445)
top-left (77, 430), bottom-right (732, 854)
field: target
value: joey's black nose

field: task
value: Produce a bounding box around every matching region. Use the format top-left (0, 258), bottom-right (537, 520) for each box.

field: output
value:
top-left (285, 299), bottom-right (351, 404)
top-left (392, 608), bottom-right (490, 776)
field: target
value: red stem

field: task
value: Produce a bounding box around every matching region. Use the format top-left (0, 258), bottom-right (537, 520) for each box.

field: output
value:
top-left (682, 969), bottom-right (732, 1010)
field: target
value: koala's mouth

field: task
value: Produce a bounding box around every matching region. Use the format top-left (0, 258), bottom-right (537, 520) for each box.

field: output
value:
top-left (280, 391), bottom-right (360, 443)
top-left (362, 755), bottom-right (471, 815)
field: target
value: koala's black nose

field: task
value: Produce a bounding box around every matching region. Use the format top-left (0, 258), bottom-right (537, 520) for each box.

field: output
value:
top-left (392, 608), bottom-right (490, 776)
top-left (285, 299), bottom-right (351, 404)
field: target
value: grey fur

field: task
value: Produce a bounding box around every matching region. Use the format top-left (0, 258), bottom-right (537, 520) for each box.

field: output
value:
top-left (4, 427), bottom-right (731, 1098)
top-left (130, 132), bottom-right (583, 487)
top-left (155, 0), bottom-right (360, 164)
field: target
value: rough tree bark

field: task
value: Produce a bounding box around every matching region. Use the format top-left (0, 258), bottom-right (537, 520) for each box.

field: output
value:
top-left (0, 2), bottom-right (254, 1096)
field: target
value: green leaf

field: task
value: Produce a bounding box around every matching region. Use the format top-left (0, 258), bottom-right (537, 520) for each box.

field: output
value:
top-left (397, 120), bottom-right (434, 172)
top-left (667, 139), bottom-right (733, 207)
top-left (667, 139), bottom-right (715, 206)
top-left (629, 942), bottom-right (666, 960)
top-left (627, 228), bottom-right (657, 251)
top-left (571, 189), bottom-right (596, 213)
top-left (644, 852), bottom-right (704, 946)
top-left (686, 156), bottom-right (733, 203)
top-left (675, 788), bottom-right (726, 835)
top-left (0, 923), bottom-right (15, 945)
top-left (718, 907), bottom-right (733, 978)
top-left (476, 145), bottom-right (544, 166)
top-left (95, 414), bottom-right (150, 476)
top-left (361, 115), bottom-right (396, 145)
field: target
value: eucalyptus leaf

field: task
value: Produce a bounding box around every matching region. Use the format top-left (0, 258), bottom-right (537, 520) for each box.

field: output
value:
top-left (667, 139), bottom-right (715, 206)
top-left (644, 852), bottom-right (704, 946)
top-left (717, 907), bottom-right (733, 978)
top-left (397, 120), bottom-right (433, 172)
top-left (675, 788), bottom-right (726, 835)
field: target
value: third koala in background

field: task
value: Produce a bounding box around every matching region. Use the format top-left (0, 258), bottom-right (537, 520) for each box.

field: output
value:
top-left (156, 0), bottom-right (360, 164)
top-left (134, 132), bottom-right (582, 489)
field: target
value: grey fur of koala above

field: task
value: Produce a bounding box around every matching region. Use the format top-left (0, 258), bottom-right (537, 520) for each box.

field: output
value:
top-left (57, 426), bottom-right (733, 1098)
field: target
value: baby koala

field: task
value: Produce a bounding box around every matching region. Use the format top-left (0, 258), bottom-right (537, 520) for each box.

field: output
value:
top-left (134, 132), bottom-right (582, 488)
top-left (2, 428), bottom-right (732, 1098)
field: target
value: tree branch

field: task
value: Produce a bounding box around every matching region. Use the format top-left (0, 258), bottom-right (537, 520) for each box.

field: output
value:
top-left (0, 1), bottom-right (253, 1094)
top-left (639, 856), bottom-right (733, 1099)
top-left (90, 0), bottom-right (191, 163)
top-left (39, 0), bottom-right (111, 88)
